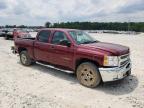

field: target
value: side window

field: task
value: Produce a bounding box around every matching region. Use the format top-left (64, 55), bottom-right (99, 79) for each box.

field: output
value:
top-left (51, 31), bottom-right (69, 45)
top-left (38, 30), bottom-right (51, 43)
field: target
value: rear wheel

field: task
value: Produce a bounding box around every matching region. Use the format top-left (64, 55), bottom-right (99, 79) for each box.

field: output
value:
top-left (20, 51), bottom-right (34, 66)
top-left (76, 62), bottom-right (101, 88)
top-left (4, 35), bottom-right (9, 40)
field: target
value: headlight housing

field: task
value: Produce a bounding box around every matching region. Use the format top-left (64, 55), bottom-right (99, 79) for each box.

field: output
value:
top-left (103, 55), bottom-right (119, 66)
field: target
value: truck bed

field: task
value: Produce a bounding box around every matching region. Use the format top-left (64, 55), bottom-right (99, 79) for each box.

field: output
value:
top-left (14, 37), bottom-right (36, 59)
top-left (21, 37), bottom-right (35, 40)
top-left (15, 37), bottom-right (35, 45)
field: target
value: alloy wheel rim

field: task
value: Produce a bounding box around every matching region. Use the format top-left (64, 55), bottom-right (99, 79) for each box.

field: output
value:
top-left (80, 66), bottom-right (95, 86)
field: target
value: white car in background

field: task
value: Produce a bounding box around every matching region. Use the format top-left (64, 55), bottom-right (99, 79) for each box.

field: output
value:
top-left (29, 31), bottom-right (38, 37)
top-left (4, 28), bottom-right (14, 40)
top-left (0, 29), bottom-right (6, 37)
top-left (0, 29), bottom-right (3, 36)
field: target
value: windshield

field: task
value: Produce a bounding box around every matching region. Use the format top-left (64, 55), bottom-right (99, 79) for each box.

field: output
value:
top-left (69, 31), bottom-right (98, 44)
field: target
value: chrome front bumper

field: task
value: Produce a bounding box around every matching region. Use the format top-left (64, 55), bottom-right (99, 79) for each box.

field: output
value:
top-left (99, 61), bottom-right (131, 82)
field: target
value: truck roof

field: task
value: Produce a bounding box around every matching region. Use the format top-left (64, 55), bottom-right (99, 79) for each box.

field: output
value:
top-left (39, 28), bottom-right (78, 32)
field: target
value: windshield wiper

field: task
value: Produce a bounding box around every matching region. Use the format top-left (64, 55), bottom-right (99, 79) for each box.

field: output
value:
top-left (81, 40), bottom-right (98, 44)
top-left (90, 40), bottom-right (98, 43)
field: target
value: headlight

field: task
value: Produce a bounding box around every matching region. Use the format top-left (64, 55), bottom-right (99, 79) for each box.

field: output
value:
top-left (103, 55), bottom-right (119, 66)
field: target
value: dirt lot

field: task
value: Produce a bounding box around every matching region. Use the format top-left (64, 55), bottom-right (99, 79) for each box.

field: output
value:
top-left (0, 33), bottom-right (144, 108)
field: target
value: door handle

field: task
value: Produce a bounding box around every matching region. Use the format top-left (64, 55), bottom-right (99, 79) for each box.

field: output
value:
top-left (34, 43), bottom-right (39, 47)
top-left (50, 46), bottom-right (55, 49)
top-left (48, 46), bottom-right (55, 51)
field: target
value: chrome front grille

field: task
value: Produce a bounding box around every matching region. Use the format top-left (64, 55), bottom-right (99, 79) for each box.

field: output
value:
top-left (119, 54), bottom-right (130, 67)
top-left (120, 60), bottom-right (129, 66)
top-left (120, 54), bottom-right (129, 59)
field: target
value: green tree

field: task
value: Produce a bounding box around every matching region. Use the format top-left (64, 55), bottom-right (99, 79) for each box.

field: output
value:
top-left (45, 22), bottom-right (51, 28)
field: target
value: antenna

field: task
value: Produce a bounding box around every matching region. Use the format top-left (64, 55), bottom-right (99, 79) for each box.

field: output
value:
top-left (128, 19), bottom-right (131, 34)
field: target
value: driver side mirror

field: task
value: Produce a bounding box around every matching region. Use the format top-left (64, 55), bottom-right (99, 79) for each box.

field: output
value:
top-left (60, 40), bottom-right (71, 47)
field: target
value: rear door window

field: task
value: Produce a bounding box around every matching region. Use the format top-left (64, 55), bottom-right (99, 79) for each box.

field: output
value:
top-left (38, 30), bottom-right (51, 43)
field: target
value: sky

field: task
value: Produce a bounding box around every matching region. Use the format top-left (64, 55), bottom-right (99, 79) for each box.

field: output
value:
top-left (0, 0), bottom-right (144, 26)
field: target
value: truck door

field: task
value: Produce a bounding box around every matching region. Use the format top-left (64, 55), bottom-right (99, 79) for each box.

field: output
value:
top-left (34, 30), bottom-right (51, 62)
top-left (49, 31), bottom-right (74, 69)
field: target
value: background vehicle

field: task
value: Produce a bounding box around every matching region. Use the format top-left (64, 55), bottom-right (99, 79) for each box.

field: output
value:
top-left (12, 28), bottom-right (131, 88)
top-left (3, 28), bottom-right (14, 40)
top-left (3, 28), bottom-right (31, 40)
top-left (13, 29), bottom-right (31, 39)
top-left (0, 29), bottom-right (5, 37)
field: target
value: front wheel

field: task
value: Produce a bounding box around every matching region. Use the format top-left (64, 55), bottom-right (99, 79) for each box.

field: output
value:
top-left (76, 62), bottom-right (101, 88)
top-left (20, 51), bottom-right (33, 66)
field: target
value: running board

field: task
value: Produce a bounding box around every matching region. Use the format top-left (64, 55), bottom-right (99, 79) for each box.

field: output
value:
top-left (37, 62), bottom-right (74, 74)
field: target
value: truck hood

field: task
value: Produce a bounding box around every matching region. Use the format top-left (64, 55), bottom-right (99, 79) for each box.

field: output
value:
top-left (80, 42), bottom-right (129, 56)
top-left (20, 32), bottom-right (29, 35)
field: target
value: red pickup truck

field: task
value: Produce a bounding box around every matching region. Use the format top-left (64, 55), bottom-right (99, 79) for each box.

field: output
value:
top-left (13, 28), bottom-right (131, 87)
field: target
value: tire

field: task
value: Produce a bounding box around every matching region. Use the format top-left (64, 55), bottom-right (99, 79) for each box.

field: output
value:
top-left (4, 35), bottom-right (9, 40)
top-left (76, 62), bottom-right (101, 88)
top-left (20, 51), bottom-right (33, 66)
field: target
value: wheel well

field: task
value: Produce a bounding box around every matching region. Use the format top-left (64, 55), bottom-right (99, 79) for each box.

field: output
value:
top-left (75, 58), bottom-right (99, 71)
top-left (18, 47), bottom-right (27, 53)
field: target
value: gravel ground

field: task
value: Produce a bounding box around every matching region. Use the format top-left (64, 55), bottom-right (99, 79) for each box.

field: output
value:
top-left (0, 33), bottom-right (144, 108)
